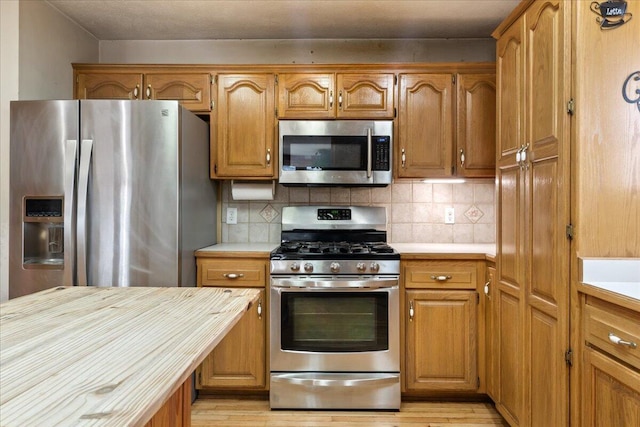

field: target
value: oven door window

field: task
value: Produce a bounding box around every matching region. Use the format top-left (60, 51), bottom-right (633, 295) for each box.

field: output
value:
top-left (280, 292), bottom-right (388, 352)
top-left (282, 136), bottom-right (367, 171)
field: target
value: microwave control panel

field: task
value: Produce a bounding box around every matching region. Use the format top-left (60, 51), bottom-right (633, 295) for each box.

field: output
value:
top-left (373, 137), bottom-right (391, 171)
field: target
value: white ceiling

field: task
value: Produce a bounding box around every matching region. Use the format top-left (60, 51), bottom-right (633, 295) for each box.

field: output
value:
top-left (45, 0), bottom-right (520, 40)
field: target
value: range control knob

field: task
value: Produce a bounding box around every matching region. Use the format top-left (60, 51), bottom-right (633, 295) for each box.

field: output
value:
top-left (304, 262), bottom-right (314, 273)
top-left (356, 262), bottom-right (367, 273)
top-left (370, 262), bottom-right (380, 273)
top-left (290, 262), bottom-right (300, 272)
top-left (330, 262), bottom-right (341, 273)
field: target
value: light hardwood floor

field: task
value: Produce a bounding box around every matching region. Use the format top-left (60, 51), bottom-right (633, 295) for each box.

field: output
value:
top-left (191, 398), bottom-right (509, 426)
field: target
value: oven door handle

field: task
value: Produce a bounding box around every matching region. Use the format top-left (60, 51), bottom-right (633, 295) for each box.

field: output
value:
top-left (271, 279), bottom-right (398, 289)
top-left (271, 373), bottom-right (398, 388)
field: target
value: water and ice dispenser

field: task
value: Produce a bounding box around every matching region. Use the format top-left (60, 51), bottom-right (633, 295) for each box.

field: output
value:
top-left (23, 197), bottom-right (64, 268)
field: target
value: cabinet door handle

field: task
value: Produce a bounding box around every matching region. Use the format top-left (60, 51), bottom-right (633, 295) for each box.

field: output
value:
top-left (223, 273), bottom-right (244, 279)
top-left (338, 90), bottom-right (343, 109)
top-left (409, 300), bottom-right (414, 321)
top-left (609, 333), bottom-right (637, 349)
top-left (430, 275), bottom-right (452, 281)
top-left (401, 148), bottom-right (406, 168)
top-left (460, 148), bottom-right (465, 167)
top-left (329, 91), bottom-right (333, 108)
top-left (146, 84), bottom-right (151, 99)
top-left (484, 280), bottom-right (490, 297)
top-left (257, 299), bottom-right (262, 319)
top-left (266, 148), bottom-right (271, 165)
top-left (133, 84), bottom-right (139, 99)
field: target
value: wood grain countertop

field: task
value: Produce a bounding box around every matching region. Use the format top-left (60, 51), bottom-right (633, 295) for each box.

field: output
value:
top-left (0, 286), bottom-right (260, 427)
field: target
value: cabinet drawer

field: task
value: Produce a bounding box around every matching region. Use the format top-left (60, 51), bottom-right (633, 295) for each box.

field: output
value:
top-left (584, 297), bottom-right (640, 370)
top-left (403, 261), bottom-right (477, 289)
top-left (199, 259), bottom-right (267, 288)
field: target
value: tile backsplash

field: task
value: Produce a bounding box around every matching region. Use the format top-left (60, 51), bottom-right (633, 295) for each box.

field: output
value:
top-left (220, 180), bottom-right (495, 244)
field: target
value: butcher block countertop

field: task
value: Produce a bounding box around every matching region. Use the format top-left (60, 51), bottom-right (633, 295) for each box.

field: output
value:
top-left (0, 286), bottom-right (260, 427)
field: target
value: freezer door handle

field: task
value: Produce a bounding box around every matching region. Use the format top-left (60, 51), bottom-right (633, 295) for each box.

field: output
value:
top-left (63, 140), bottom-right (78, 286)
top-left (77, 139), bottom-right (94, 287)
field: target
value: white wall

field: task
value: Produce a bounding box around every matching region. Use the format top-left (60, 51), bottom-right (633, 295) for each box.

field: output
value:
top-left (0, 0), bottom-right (98, 302)
top-left (0, 0), bottom-right (20, 303)
top-left (100, 38), bottom-right (495, 64)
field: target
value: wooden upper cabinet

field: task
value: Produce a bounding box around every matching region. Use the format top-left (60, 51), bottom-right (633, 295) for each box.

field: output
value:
top-left (336, 73), bottom-right (395, 118)
top-left (75, 69), bottom-right (212, 112)
top-left (144, 72), bottom-right (212, 112)
top-left (277, 72), bottom-right (394, 119)
top-left (277, 73), bottom-right (335, 119)
top-left (496, 20), bottom-right (524, 161)
top-left (456, 73), bottom-right (496, 178)
top-left (397, 73), bottom-right (454, 178)
top-left (76, 72), bottom-right (144, 100)
top-left (214, 73), bottom-right (276, 178)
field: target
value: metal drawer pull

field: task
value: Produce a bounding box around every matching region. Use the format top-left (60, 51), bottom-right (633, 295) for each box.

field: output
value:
top-left (431, 275), bottom-right (452, 281)
top-left (223, 273), bottom-right (244, 279)
top-left (609, 333), bottom-right (637, 349)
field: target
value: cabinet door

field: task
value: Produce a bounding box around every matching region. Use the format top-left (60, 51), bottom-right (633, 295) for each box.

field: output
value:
top-left (277, 73), bottom-right (335, 118)
top-left (583, 347), bottom-right (640, 427)
top-left (523, 2), bottom-right (571, 427)
top-left (336, 73), bottom-right (395, 118)
top-left (145, 72), bottom-right (212, 112)
top-left (215, 74), bottom-right (276, 178)
top-left (485, 264), bottom-right (498, 401)
top-left (495, 15), bottom-right (525, 427)
top-left (198, 289), bottom-right (266, 389)
top-left (397, 74), bottom-right (453, 178)
top-left (456, 73), bottom-right (496, 178)
top-left (405, 290), bottom-right (477, 391)
top-left (76, 72), bottom-right (144, 100)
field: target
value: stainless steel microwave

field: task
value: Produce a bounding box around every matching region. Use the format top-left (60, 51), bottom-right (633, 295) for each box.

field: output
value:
top-left (278, 120), bottom-right (393, 186)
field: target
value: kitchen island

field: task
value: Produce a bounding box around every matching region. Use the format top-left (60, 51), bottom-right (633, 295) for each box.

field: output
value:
top-left (0, 286), bottom-right (260, 426)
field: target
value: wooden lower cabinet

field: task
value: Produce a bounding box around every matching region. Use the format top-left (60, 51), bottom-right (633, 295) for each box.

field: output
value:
top-left (198, 288), bottom-right (266, 389)
top-left (144, 377), bottom-right (191, 427)
top-left (405, 289), bottom-right (478, 391)
top-left (402, 259), bottom-right (481, 394)
top-left (581, 294), bottom-right (640, 426)
top-left (583, 348), bottom-right (640, 427)
top-left (195, 256), bottom-right (268, 391)
top-left (484, 262), bottom-right (497, 401)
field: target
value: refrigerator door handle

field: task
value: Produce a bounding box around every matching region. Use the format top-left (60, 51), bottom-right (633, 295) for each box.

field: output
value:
top-left (63, 140), bottom-right (78, 286)
top-left (77, 139), bottom-right (94, 287)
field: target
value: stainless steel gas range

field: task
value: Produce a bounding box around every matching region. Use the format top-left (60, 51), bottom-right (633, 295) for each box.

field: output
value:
top-left (269, 206), bottom-right (400, 410)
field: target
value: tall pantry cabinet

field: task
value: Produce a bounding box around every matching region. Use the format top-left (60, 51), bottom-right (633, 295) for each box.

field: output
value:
top-left (492, 1), bottom-right (571, 425)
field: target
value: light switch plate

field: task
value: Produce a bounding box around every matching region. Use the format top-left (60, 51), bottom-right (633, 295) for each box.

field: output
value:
top-left (226, 207), bottom-right (238, 224)
top-left (445, 207), bottom-right (455, 224)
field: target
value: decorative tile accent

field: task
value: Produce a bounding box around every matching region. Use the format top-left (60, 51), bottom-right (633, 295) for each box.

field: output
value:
top-left (464, 205), bottom-right (484, 223)
top-left (260, 204), bottom-right (278, 223)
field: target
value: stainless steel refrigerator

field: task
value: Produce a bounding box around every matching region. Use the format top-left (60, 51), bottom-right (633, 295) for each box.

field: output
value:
top-left (9, 100), bottom-right (217, 299)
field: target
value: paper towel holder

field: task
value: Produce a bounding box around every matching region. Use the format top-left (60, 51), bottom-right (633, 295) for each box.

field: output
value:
top-left (230, 180), bottom-right (276, 201)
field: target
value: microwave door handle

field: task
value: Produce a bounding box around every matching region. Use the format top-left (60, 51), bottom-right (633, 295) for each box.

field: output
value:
top-left (366, 128), bottom-right (372, 179)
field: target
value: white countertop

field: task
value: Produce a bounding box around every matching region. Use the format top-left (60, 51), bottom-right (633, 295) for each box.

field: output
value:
top-left (197, 243), bottom-right (277, 253)
top-left (580, 258), bottom-right (640, 302)
top-left (197, 242), bottom-right (496, 257)
top-left (392, 243), bottom-right (495, 257)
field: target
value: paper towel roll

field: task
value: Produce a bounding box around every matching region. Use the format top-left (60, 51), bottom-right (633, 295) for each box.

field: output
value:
top-left (231, 180), bottom-right (276, 200)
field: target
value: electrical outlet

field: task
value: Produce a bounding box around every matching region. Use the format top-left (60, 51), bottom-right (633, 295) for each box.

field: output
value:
top-left (445, 207), bottom-right (455, 224)
top-left (226, 207), bottom-right (238, 225)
